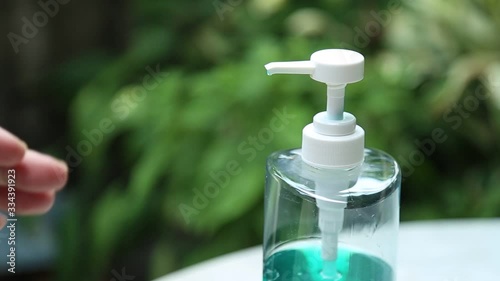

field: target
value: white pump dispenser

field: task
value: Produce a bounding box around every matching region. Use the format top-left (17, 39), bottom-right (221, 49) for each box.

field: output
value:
top-left (265, 49), bottom-right (365, 277)
top-left (266, 49), bottom-right (365, 168)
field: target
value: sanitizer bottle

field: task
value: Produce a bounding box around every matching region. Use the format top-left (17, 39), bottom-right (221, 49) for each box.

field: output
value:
top-left (263, 49), bottom-right (401, 281)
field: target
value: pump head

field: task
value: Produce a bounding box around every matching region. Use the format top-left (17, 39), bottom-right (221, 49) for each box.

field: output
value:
top-left (265, 49), bottom-right (365, 169)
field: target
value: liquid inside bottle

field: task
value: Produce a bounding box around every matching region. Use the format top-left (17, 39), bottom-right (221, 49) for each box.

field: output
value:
top-left (264, 240), bottom-right (393, 281)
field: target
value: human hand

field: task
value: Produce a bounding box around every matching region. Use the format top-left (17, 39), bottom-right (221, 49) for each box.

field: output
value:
top-left (0, 127), bottom-right (68, 230)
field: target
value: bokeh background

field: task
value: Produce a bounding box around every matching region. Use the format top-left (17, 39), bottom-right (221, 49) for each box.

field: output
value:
top-left (0, 0), bottom-right (499, 280)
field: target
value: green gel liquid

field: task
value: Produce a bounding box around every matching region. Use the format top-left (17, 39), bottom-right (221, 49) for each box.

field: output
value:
top-left (264, 241), bottom-right (393, 281)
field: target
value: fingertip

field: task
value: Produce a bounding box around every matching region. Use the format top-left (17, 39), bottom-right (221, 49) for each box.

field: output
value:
top-left (35, 191), bottom-right (56, 215)
top-left (11, 150), bottom-right (69, 192)
top-left (20, 140), bottom-right (28, 150)
top-left (52, 159), bottom-right (69, 190)
top-left (0, 127), bottom-right (27, 167)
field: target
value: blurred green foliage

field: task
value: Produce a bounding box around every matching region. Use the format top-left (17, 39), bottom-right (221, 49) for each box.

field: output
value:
top-left (55, 0), bottom-right (500, 280)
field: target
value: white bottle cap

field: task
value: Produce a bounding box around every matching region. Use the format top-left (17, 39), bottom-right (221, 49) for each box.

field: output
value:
top-left (265, 49), bottom-right (365, 168)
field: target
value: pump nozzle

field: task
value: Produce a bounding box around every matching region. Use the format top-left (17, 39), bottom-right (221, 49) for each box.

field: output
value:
top-left (265, 61), bottom-right (314, 76)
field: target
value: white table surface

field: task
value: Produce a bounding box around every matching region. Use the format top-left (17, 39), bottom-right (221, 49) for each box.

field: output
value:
top-left (155, 219), bottom-right (500, 281)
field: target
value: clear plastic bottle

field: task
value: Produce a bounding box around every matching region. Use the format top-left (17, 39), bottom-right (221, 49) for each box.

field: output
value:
top-left (263, 148), bottom-right (401, 281)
